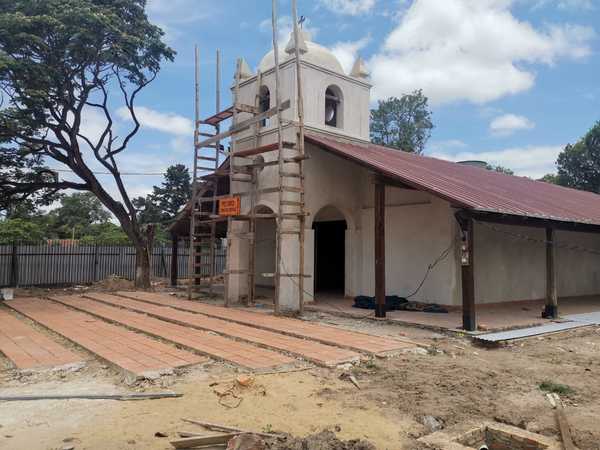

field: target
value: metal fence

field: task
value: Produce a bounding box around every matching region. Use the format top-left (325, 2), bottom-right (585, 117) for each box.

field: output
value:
top-left (0, 242), bottom-right (226, 288)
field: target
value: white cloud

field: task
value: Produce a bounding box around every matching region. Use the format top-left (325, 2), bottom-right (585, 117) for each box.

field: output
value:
top-left (531, 0), bottom-right (595, 10)
top-left (431, 145), bottom-right (563, 178)
top-left (117, 106), bottom-right (193, 137)
top-left (318, 0), bottom-right (376, 15)
top-left (490, 114), bottom-right (535, 136)
top-left (369, 0), bottom-right (596, 105)
top-left (330, 36), bottom-right (371, 74)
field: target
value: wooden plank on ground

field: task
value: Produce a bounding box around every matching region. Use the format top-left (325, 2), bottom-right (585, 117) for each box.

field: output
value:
top-left (170, 433), bottom-right (238, 449)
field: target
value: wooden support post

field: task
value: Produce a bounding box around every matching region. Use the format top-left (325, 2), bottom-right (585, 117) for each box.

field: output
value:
top-left (374, 182), bottom-right (386, 318)
top-left (170, 235), bottom-right (179, 287)
top-left (544, 227), bottom-right (558, 319)
top-left (460, 217), bottom-right (476, 331)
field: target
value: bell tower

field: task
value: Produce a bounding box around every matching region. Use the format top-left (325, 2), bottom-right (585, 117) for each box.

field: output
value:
top-left (223, 29), bottom-right (372, 312)
top-left (235, 30), bottom-right (372, 144)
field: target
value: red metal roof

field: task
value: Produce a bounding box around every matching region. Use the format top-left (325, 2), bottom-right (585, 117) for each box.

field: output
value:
top-left (306, 132), bottom-right (600, 226)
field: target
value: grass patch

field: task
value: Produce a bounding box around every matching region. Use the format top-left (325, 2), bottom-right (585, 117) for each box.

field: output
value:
top-left (539, 380), bottom-right (574, 396)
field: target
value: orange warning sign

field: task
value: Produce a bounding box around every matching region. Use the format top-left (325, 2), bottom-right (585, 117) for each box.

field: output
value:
top-left (219, 196), bottom-right (241, 216)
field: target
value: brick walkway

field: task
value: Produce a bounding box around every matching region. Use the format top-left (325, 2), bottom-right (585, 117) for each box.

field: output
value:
top-left (117, 291), bottom-right (413, 356)
top-left (0, 307), bottom-right (83, 370)
top-left (50, 295), bottom-right (295, 371)
top-left (6, 298), bottom-right (205, 378)
top-left (84, 293), bottom-right (360, 366)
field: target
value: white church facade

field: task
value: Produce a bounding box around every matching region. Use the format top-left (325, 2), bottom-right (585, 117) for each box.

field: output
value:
top-left (174, 31), bottom-right (600, 331)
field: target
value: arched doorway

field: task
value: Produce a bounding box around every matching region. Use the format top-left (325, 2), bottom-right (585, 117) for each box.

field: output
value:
top-left (312, 206), bottom-right (347, 294)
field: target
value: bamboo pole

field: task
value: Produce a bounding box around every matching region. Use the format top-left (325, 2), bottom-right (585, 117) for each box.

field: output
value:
top-left (271, 0), bottom-right (284, 315)
top-left (187, 45), bottom-right (200, 300)
top-left (224, 58), bottom-right (242, 307)
top-left (291, 0), bottom-right (306, 315)
top-left (248, 70), bottom-right (262, 305)
top-left (208, 49), bottom-right (221, 298)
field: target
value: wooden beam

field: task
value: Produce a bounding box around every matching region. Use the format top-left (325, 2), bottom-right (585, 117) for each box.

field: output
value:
top-left (374, 182), bottom-right (386, 318)
top-left (460, 216), bottom-right (476, 331)
top-left (169, 433), bottom-right (238, 449)
top-left (373, 174), bottom-right (417, 191)
top-left (463, 210), bottom-right (600, 235)
top-left (196, 99), bottom-right (290, 149)
top-left (226, 141), bottom-right (295, 158)
top-left (544, 227), bottom-right (558, 319)
top-left (170, 235), bottom-right (178, 287)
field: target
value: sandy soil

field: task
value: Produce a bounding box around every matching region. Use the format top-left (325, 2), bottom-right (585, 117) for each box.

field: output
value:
top-left (1, 301), bottom-right (599, 449)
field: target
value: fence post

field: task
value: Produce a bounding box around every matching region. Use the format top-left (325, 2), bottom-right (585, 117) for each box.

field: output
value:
top-left (159, 244), bottom-right (167, 278)
top-left (9, 242), bottom-right (18, 288)
top-left (170, 236), bottom-right (178, 286)
top-left (93, 243), bottom-right (99, 282)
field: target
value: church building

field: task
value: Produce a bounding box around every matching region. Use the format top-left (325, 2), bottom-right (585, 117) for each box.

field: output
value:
top-left (173, 30), bottom-right (600, 331)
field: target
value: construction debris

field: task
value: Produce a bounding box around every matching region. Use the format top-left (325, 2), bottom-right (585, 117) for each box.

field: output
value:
top-left (546, 393), bottom-right (576, 450)
top-left (265, 430), bottom-right (376, 450)
top-left (226, 433), bottom-right (265, 450)
top-left (181, 418), bottom-right (281, 439)
top-left (170, 433), bottom-right (239, 449)
top-left (339, 372), bottom-right (361, 390)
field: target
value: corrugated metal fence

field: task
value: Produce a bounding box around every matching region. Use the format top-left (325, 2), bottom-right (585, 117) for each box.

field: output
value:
top-left (0, 242), bottom-right (226, 288)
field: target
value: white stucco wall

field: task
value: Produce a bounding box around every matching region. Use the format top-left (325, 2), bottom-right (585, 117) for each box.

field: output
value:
top-left (360, 187), bottom-right (460, 305)
top-left (228, 138), bottom-right (600, 309)
top-left (302, 142), bottom-right (461, 305)
top-left (235, 59), bottom-right (370, 143)
top-left (474, 223), bottom-right (600, 303)
top-left (254, 218), bottom-right (276, 287)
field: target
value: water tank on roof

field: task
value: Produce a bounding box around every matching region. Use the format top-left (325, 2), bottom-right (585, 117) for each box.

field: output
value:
top-left (458, 160), bottom-right (488, 169)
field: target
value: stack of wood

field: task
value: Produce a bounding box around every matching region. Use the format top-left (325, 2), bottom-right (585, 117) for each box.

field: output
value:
top-left (169, 419), bottom-right (280, 449)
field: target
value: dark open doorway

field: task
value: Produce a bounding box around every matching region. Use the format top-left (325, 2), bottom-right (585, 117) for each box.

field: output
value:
top-left (313, 220), bottom-right (346, 294)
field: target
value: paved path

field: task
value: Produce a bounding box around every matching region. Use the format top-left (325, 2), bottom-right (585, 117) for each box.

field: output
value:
top-left (84, 293), bottom-right (360, 367)
top-left (117, 291), bottom-right (413, 356)
top-left (50, 295), bottom-right (295, 371)
top-left (0, 307), bottom-right (83, 370)
top-left (6, 298), bottom-right (205, 378)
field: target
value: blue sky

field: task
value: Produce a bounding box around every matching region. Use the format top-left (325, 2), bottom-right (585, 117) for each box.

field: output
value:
top-left (65, 0), bottom-right (600, 201)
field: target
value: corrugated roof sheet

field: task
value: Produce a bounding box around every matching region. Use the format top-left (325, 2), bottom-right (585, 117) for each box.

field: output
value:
top-left (306, 132), bottom-right (600, 226)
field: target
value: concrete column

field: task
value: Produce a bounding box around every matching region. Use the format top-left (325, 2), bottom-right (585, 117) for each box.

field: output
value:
top-left (278, 229), bottom-right (300, 313)
top-left (304, 229), bottom-right (315, 304)
top-left (226, 221), bottom-right (250, 304)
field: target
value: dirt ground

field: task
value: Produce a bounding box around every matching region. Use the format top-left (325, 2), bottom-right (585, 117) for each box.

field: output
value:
top-left (1, 293), bottom-right (600, 449)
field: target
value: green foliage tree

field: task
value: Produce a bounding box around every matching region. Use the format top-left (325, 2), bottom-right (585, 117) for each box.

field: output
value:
top-left (370, 90), bottom-right (434, 154)
top-left (0, 145), bottom-right (63, 218)
top-left (133, 164), bottom-right (191, 224)
top-left (555, 121), bottom-right (600, 193)
top-left (49, 192), bottom-right (111, 239)
top-left (0, 0), bottom-right (174, 287)
top-left (0, 218), bottom-right (45, 243)
top-left (539, 173), bottom-right (558, 184)
top-left (80, 222), bottom-right (131, 245)
top-left (486, 164), bottom-right (515, 176)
